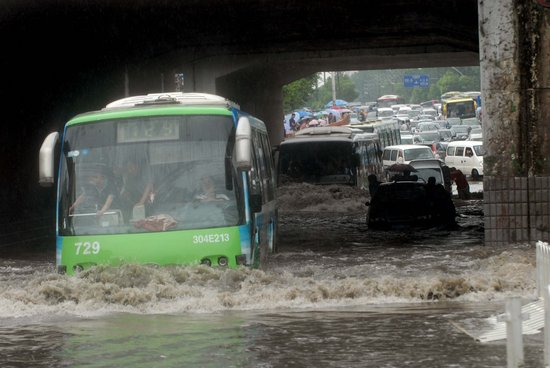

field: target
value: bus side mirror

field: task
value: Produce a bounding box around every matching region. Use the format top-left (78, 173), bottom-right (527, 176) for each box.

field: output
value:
top-left (39, 132), bottom-right (59, 187)
top-left (235, 117), bottom-right (252, 171)
top-left (250, 193), bottom-right (262, 213)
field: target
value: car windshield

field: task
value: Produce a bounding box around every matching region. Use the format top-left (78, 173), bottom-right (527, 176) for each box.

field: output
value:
top-left (452, 126), bottom-right (470, 133)
top-left (418, 131), bottom-right (440, 142)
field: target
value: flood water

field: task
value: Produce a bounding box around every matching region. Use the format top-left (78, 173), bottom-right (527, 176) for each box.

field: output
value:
top-left (0, 182), bottom-right (545, 367)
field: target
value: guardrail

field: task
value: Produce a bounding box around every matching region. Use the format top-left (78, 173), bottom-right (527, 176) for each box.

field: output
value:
top-left (454, 241), bottom-right (550, 367)
top-left (501, 241), bottom-right (550, 367)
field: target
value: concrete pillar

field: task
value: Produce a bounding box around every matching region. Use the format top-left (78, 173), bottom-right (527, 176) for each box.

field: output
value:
top-left (216, 66), bottom-right (285, 145)
top-left (480, 0), bottom-right (550, 245)
top-left (242, 84), bottom-right (285, 146)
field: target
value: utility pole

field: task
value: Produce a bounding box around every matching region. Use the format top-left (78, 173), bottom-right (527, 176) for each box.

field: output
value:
top-left (331, 71), bottom-right (336, 105)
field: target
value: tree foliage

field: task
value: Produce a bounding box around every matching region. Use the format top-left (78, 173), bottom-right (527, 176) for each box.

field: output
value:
top-left (282, 67), bottom-right (480, 113)
top-left (283, 73), bottom-right (359, 112)
top-left (282, 74), bottom-right (318, 112)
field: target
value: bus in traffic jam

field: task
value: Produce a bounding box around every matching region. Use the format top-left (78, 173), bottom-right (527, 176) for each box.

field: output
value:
top-left (39, 92), bottom-right (278, 275)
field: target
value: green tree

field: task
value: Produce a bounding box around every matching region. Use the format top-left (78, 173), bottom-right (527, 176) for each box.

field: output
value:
top-left (305, 73), bottom-right (359, 109)
top-left (282, 74), bottom-right (318, 112)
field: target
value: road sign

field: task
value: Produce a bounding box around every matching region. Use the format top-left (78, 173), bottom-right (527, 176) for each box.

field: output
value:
top-left (403, 75), bottom-right (429, 88)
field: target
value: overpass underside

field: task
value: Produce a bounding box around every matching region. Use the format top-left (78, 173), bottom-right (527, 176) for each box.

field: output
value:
top-left (1, 0), bottom-right (549, 247)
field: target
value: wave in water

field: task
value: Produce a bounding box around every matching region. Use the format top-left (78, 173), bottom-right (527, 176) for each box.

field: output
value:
top-left (0, 248), bottom-right (535, 320)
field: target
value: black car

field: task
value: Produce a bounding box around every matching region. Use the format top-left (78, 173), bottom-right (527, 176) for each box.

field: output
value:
top-left (367, 181), bottom-right (456, 230)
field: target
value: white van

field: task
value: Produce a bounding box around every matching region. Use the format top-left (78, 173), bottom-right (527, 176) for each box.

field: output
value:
top-left (444, 141), bottom-right (484, 180)
top-left (382, 144), bottom-right (435, 169)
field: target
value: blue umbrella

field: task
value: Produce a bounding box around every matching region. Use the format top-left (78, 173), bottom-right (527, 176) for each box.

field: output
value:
top-left (294, 110), bottom-right (312, 118)
top-left (324, 99), bottom-right (348, 108)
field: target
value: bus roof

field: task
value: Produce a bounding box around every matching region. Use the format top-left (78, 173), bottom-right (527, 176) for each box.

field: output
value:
top-left (104, 92), bottom-right (240, 110)
top-left (294, 126), bottom-right (355, 137)
top-left (444, 97), bottom-right (475, 103)
top-left (377, 94), bottom-right (401, 100)
top-left (66, 92), bottom-right (238, 126)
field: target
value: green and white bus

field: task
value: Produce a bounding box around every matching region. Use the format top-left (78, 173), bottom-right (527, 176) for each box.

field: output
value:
top-left (39, 92), bottom-right (278, 275)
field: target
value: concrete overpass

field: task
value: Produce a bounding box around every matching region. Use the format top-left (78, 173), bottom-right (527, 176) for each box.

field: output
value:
top-left (0, 0), bottom-right (549, 247)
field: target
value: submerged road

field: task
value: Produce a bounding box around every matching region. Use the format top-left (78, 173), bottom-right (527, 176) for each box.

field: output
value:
top-left (0, 182), bottom-right (545, 367)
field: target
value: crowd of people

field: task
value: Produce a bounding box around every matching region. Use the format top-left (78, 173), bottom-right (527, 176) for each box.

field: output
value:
top-left (284, 110), bottom-right (353, 136)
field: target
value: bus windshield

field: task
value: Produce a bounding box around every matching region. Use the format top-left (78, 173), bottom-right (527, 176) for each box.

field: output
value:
top-left (278, 141), bottom-right (356, 185)
top-left (59, 115), bottom-right (242, 236)
top-left (444, 99), bottom-right (476, 119)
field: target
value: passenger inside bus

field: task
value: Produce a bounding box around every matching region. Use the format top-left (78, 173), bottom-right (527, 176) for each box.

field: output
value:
top-left (195, 175), bottom-right (230, 202)
top-left (70, 165), bottom-right (117, 218)
top-left (117, 159), bottom-right (154, 221)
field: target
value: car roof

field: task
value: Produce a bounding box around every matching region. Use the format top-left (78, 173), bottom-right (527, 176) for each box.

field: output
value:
top-left (384, 144), bottom-right (432, 150)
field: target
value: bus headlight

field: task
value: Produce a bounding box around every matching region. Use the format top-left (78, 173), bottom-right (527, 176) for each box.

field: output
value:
top-left (201, 258), bottom-right (212, 267)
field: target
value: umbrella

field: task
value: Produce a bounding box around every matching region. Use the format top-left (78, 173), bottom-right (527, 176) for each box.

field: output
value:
top-left (324, 99), bottom-right (349, 108)
top-left (294, 110), bottom-right (311, 119)
top-left (387, 163), bottom-right (417, 173)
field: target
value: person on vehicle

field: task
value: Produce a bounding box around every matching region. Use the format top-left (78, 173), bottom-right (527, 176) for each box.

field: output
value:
top-left (426, 176), bottom-right (456, 227)
top-left (368, 174), bottom-right (381, 198)
top-left (395, 169), bottom-right (417, 182)
top-left (450, 167), bottom-right (470, 199)
top-left (70, 166), bottom-right (117, 217)
top-left (329, 111), bottom-right (351, 126)
top-left (465, 147), bottom-right (474, 157)
top-left (441, 165), bottom-right (452, 193)
top-left (359, 109), bottom-right (366, 122)
top-left (118, 159), bottom-right (154, 220)
top-left (195, 175), bottom-right (229, 202)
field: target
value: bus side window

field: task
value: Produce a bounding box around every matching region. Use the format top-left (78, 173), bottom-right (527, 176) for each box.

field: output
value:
top-left (259, 132), bottom-right (275, 202)
top-left (251, 130), bottom-right (267, 204)
top-left (249, 142), bottom-right (262, 197)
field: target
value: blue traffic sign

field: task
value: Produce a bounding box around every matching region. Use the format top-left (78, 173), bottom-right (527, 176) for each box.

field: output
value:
top-left (403, 75), bottom-right (429, 88)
